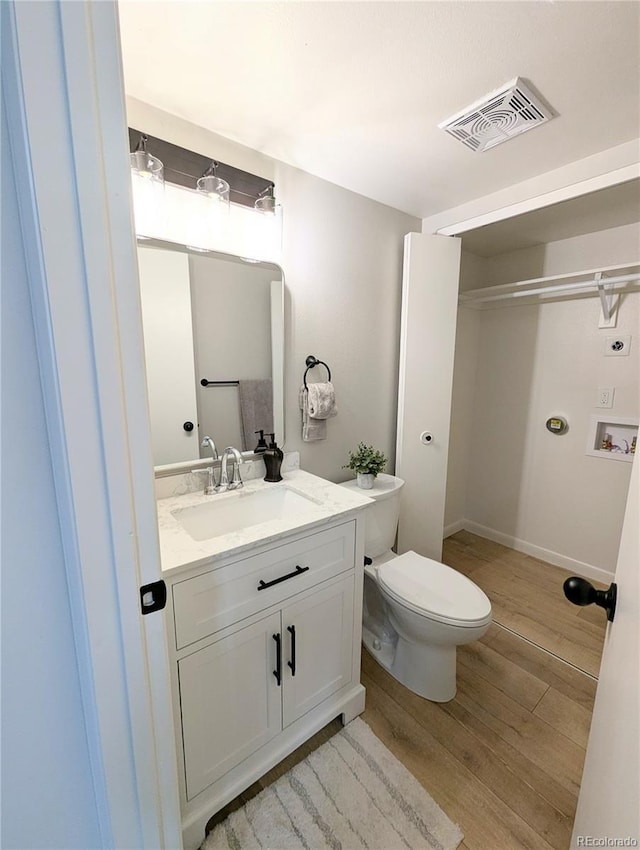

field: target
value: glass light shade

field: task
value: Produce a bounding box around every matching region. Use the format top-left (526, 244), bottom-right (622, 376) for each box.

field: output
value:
top-left (241, 202), bottom-right (282, 261)
top-left (196, 174), bottom-right (230, 203)
top-left (255, 193), bottom-right (277, 213)
top-left (132, 179), bottom-right (281, 262)
top-left (186, 187), bottom-right (230, 251)
top-left (130, 150), bottom-right (164, 183)
top-left (131, 170), bottom-right (165, 237)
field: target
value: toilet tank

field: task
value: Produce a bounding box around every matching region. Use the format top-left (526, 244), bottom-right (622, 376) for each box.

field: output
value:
top-left (339, 473), bottom-right (404, 558)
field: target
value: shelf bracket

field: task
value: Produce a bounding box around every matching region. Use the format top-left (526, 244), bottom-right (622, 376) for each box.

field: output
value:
top-left (596, 273), bottom-right (618, 329)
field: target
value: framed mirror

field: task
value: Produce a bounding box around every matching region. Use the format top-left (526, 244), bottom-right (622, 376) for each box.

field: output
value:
top-left (136, 239), bottom-right (284, 470)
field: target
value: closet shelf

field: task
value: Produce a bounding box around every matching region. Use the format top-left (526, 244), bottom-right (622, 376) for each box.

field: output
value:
top-left (459, 261), bottom-right (640, 310)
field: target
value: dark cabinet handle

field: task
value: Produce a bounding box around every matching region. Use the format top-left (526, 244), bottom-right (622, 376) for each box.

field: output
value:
top-left (273, 633), bottom-right (282, 686)
top-left (258, 565), bottom-right (310, 592)
top-left (287, 625), bottom-right (296, 677)
top-left (183, 421), bottom-right (194, 432)
top-left (563, 577), bottom-right (617, 622)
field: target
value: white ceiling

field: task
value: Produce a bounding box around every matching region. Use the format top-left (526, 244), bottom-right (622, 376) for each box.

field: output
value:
top-left (118, 1), bottom-right (640, 219)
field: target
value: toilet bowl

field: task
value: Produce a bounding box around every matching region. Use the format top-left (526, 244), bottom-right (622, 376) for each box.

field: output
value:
top-left (340, 473), bottom-right (491, 702)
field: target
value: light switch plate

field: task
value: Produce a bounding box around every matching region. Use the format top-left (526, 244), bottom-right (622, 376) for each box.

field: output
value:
top-left (604, 335), bottom-right (631, 356)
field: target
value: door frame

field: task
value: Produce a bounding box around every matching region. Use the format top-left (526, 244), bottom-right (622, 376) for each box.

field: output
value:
top-left (7, 2), bottom-right (636, 845)
top-left (422, 143), bottom-right (640, 838)
top-left (4, 2), bottom-right (181, 847)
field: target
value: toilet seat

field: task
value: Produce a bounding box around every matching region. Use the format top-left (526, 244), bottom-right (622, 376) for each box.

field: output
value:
top-left (377, 551), bottom-right (492, 628)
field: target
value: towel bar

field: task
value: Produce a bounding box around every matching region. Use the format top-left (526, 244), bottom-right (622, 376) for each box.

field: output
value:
top-left (200, 379), bottom-right (240, 387)
top-left (303, 355), bottom-right (331, 388)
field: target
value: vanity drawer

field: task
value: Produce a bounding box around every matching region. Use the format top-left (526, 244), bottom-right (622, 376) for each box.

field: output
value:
top-left (173, 520), bottom-right (356, 649)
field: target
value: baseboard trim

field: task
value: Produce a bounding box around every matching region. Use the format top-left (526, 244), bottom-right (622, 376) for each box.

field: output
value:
top-left (454, 520), bottom-right (615, 583)
top-left (443, 519), bottom-right (466, 538)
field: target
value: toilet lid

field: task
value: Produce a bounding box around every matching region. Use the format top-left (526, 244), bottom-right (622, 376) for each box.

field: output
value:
top-left (377, 551), bottom-right (492, 626)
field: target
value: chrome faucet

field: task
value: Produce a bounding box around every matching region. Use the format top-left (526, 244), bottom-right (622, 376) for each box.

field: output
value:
top-left (201, 436), bottom-right (219, 462)
top-left (216, 447), bottom-right (244, 493)
top-left (198, 436), bottom-right (219, 495)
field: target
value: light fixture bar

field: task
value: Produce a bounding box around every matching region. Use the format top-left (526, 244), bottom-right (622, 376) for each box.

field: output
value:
top-left (128, 128), bottom-right (273, 209)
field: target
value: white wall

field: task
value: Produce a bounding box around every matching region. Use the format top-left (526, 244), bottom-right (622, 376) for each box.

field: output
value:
top-left (483, 221), bottom-right (640, 286)
top-left (127, 98), bottom-right (420, 480)
top-left (1, 94), bottom-right (102, 850)
top-left (446, 224), bottom-right (639, 577)
top-left (443, 302), bottom-right (480, 533)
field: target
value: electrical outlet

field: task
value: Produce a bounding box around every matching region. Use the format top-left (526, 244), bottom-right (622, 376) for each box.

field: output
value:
top-left (605, 335), bottom-right (631, 357)
top-left (596, 387), bottom-right (614, 408)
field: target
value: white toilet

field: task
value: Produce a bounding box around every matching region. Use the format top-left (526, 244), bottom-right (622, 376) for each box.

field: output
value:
top-left (340, 473), bottom-right (492, 702)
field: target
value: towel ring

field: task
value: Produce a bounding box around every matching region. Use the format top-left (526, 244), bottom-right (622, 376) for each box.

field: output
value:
top-left (303, 355), bottom-right (331, 389)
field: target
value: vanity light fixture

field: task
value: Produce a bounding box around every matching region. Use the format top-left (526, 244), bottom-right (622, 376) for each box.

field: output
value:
top-left (251, 182), bottom-right (282, 259)
top-left (129, 134), bottom-right (164, 183)
top-left (128, 129), bottom-right (281, 260)
top-left (196, 161), bottom-right (230, 204)
top-left (255, 182), bottom-right (277, 214)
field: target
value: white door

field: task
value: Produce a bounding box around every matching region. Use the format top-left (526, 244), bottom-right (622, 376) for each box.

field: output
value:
top-left (282, 576), bottom-right (354, 727)
top-left (571, 455), bottom-right (639, 845)
top-left (179, 612), bottom-right (282, 801)
top-left (138, 246), bottom-right (199, 466)
top-left (7, 3), bottom-right (182, 847)
top-left (396, 233), bottom-right (462, 560)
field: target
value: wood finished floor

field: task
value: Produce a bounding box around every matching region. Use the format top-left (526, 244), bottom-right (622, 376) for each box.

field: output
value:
top-left (207, 533), bottom-right (606, 849)
top-left (442, 530), bottom-right (607, 678)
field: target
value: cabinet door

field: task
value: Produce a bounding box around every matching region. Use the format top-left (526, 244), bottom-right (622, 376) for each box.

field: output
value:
top-left (282, 575), bottom-right (354, 728)
top-left (179, 612), bottom-right (281, 800)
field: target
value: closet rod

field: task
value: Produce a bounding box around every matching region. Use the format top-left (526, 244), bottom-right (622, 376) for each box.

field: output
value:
top-left (459, 261), bottom-right (640, 300)
top-left (460, 272), bottom-right (640, 305)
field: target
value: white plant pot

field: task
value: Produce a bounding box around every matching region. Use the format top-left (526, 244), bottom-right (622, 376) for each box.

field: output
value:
top-left (357, 473), bottom-right (375, 490)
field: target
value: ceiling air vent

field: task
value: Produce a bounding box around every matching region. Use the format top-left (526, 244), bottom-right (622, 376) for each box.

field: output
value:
top-left (439, 78), bottom-right (553, 152)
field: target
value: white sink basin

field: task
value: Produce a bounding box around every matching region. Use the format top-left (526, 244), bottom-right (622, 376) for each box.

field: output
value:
top-left (171, 486), bottom-right (321, 542)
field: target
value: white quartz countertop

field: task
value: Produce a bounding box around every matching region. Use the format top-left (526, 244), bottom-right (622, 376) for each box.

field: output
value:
top-left (156, 469), bottom-right (373, 576)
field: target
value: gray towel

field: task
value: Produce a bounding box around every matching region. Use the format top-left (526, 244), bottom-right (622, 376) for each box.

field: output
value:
top-left (239, 379), bottom-right (273, 451)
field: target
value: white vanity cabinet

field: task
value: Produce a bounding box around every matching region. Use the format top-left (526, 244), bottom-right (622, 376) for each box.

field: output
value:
top-left (165, 514), bottom-right (366, 850)
top-left (280, 574), bottom-right (354, 727)
top-left (179, 610), bottom-right (282, 801)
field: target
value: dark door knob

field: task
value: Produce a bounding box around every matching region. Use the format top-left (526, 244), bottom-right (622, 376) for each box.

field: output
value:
top-left (563, 576), bottom-right (617, 622)
top-left (183, 421), bottom-right (194, 432)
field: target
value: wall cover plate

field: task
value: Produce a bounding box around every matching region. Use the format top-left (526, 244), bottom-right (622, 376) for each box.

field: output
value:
top-left (604, 335), bottom-right (631, 356)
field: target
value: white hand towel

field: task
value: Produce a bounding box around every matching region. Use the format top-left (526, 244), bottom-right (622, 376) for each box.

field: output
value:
top-left (306, 382), bottom-right (337, 420)
top-left (298, 385), bottom-right (326, 442)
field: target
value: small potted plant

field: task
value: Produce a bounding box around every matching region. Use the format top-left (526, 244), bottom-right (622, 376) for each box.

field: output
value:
top-left (343, 442), bottom-right (387, 489)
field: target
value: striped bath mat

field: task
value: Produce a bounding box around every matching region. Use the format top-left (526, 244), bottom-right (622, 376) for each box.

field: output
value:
top-left (203, 718), bottom-right (463, 850)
